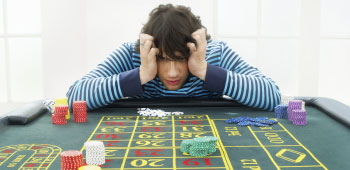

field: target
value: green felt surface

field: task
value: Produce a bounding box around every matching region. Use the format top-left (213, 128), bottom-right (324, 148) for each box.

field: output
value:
top-left (0, 106), bottom-right (349, 170)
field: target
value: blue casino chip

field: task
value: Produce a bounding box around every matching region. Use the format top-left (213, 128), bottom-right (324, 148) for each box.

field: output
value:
top-left (253, 122), bottom-right (269, 127)
top-left (261, 119), bottom-right (278, 125)
top-left (237, 121), bottom-right (252, 126)
top-left (225, 118), bottom-right (241, 124)
top-left (225, 116), bottom-right (278, 127)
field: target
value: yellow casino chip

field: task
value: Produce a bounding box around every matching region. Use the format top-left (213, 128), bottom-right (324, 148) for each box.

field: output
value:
top-left (54, 98), bottom-right (70, 119)
top-left (78, 165), bottom-right (101, 170)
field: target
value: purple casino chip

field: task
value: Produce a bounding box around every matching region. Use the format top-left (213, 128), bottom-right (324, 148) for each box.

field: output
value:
top-left (292, 109), bottom-right (307, 125)
top-left (288, 100), bottom-right (303, 121)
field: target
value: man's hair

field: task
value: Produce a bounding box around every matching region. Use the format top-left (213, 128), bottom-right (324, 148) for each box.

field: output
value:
top-left (135, 4), bottom-right (211, 60)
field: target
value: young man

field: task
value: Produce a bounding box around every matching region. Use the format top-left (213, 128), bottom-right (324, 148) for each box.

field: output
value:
top-left (66, 4), bottom-right (281, 111)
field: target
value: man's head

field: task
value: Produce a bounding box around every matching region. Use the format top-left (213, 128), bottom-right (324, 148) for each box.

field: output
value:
top-left (135, 4), bottom-right (211, 90)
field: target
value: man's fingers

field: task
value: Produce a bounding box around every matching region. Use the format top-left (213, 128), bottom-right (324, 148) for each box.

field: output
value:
top-left (140, 33), bottom-right (154, 41)
top-left (149, 48), bottom-right (159, 58)
top-left (141, 40), bottom-right (153, 56)
top-left (192, 28), bottom-right (206, 35)
top-left (192, 28), bottom-right (206, 48)
top-left (187, 42), bottom-right (196, 54)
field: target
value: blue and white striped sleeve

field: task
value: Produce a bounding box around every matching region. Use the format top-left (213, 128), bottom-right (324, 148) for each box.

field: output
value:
top-left (203, 42), bottom-right (281, 111)
top-left (66, 43), bottom-right (143, 110)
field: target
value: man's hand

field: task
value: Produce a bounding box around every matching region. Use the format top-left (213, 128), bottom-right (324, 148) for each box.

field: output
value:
top-left (187, 28), bottom-right (207, 80)
top-left (139, 34), bottom-right (159, 85)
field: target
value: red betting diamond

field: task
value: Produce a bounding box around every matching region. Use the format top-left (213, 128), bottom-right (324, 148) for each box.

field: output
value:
top-left (3, 149), bottom-right (14, 153)
top-left (25, 163), bottom-right (38, 167)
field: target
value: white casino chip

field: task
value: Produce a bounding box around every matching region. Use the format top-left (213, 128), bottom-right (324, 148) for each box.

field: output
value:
top-left (43, 100), bottom-right (55, 114)
top-left (172, 112), bottom-right (184, 116)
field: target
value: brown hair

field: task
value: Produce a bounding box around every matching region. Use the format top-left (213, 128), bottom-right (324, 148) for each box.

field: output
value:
top-left (135, 4), bottom-right (211, 60)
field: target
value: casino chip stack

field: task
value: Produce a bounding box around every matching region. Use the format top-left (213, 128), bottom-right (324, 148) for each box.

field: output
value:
top-left (84, 141), bottom-right (105, 165)
top-left (180, 136), bottom-right (218, 157)
top-left (288, 100), bottom-right (303, 121)
top-left (283, 100), bottom-right (308, 126)
top-left (274, 104), bottom-right (288, 119)
top-left (78, 165), bottom-right (101, 170)
top-left (137, 108), bottom-right (183, 117)
top-left (225, 117), bottom-right (278, 127)
top-left (61, 150), bottom-right (83, 170)
top-left (52, 105), bottom-right (69, 125)
top-left (73, 101), bottom-right (87, 123)
top-left (292, 109), bottom-right (307, 125)
top-left (54, 98), bottom-right (71, 119)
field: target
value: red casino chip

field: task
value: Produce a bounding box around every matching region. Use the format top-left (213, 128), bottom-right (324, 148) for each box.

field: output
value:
top-left (73, 101), bottom-right (87, 110)
top-left (74, 117), bottom-right (87, 123)
top-left (61, 150), bottom-right (83, 170)
top-left (52, 114), bottom-right (67, 125)
top-left (54, 105), bottom-right (69, 116)
top-left (73, 101), bottom-right (87, 123)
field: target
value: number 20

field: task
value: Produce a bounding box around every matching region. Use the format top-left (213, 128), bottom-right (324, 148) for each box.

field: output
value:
top-left (131, 159), bottom-right (164, 167)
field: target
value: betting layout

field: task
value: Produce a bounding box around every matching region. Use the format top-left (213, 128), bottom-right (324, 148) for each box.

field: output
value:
top-left (80, 115), bottom-right (327, 170)
top-left (0, 115), bottom-right (328, 169)
top-left (214, 118), bottom-right (327, 169)
top-left (0, 144), bottom-right (61, 169)
top-left (81, 115), bottom-right (229, 169)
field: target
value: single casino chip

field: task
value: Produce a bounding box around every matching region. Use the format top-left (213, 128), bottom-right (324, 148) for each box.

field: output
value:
top-left (225, 117), bottom-right (248, 124)
top-left (78, 165), bottom-right (102, 170)
top-left (260, 119), bottom-right (278, 125)
top-left (237, 121), bottom-right (252, 126)
top-left (172, 112), bottom-right (184, 116)
top-left (138, 108), bottom-right (147, 111)
top-left (248, 118), bottom-right (261, 122)
top-left (225, 118), bottom-right (235, 124)
top-left (61, 150), bottom-right (83, 170)
top-left (253, 122), bottom-right (269, 127)
top-left (84, 141), bottom-right (105, 165)
top-left (157, 112), bottom-right (167, 117)
top-left (164, 112), bottom-right (172, 116)
top-left (138, 108), bottom-right (153, 117)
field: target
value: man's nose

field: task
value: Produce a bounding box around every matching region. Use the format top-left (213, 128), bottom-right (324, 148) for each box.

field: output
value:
top-left (167, 61), bottom-right (179, 78)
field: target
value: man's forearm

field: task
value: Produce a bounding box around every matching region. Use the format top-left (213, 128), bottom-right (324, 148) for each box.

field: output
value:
top-left (66, 68), bottom-right (144, 110)
top-left (203, 64), bottom-right (281, 111)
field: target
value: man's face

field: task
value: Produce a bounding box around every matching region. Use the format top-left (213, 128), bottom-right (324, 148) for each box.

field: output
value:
top-left (157, 52), bottom-right (189, 91)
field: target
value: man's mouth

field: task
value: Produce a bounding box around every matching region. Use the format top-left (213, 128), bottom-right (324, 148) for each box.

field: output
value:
top-left (166, 80), bottom-right (180, 86)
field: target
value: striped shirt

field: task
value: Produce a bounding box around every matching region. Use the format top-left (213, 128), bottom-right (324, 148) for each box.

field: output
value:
top-left (66, 40), bottom-right (281, 111)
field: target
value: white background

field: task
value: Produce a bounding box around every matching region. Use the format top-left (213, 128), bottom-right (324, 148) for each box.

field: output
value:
top-left (0, 0), bottom-right (349, 106)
